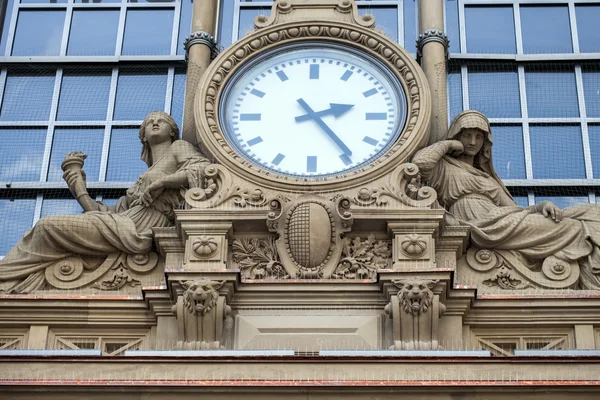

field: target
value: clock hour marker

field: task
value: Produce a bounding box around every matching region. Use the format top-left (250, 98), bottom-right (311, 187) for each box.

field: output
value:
top-left (247, 136), bottom-right (263, 146)
top-left (272, 153), bottom-right (285, 166)
top-left (340, 70), bottom-right (353, 81)
top-left (363, 88), bottom-right (378, 97)
top-left (365, 113), bottom-right (387, 120)
top-left (339, 153), bottom-right (352, 166)
top-left (276, 71), bottom-right (289, 82)
top-left (310, 64), bottom-right (319, 79)
top-left (363, 136), bottom-right (379, 146)
top-left (240, 113), bottom-right (261, 121)
top-left (250, 89), bottom-right (265, 98)
top-left (307, 156), bottom-right (317, 172)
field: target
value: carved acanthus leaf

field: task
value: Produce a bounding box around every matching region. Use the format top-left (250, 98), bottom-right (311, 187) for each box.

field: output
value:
top-left (232, 237), bottom-right (289, 279)
top-left (483, 266), bottom-right (532, 290)
top-left (332, 234), bottom-right (391, 279)
top-left (93, 265), bottom-right (140, 291)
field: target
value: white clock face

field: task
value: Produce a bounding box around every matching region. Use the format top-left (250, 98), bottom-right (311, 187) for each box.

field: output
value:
top-left (219, 44), bottom-right (407, 178)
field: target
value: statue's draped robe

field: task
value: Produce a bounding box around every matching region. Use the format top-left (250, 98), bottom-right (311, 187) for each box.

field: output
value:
top-left (0, 140), bottom-right (208, 293)
top-left (413, 141), bottom-right (600, 289)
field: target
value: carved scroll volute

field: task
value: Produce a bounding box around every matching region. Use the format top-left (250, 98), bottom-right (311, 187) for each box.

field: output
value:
top-left (172, 279), bottom-right (232, 349)
top-left (351, 163), bottom-right (437, 208)
top-left (267, 194), bottom-right (353, 279)
top-left (385, 279), bottom-right (446, 350)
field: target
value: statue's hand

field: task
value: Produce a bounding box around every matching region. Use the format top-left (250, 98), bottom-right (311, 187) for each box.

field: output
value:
top-left (62, 169), bottom-right (87, 193)
top-left (135, 180), bottom-right (165, 207)
top-left (538, 200), bottom-right (563, 223)
top-left (447, 140), bottom-right (464, 156)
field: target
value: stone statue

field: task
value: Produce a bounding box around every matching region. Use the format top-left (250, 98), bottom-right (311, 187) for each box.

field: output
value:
top-left (0, 111), bottom-right (210, 293)
top-left (412, 110), bottom-right (600, 290)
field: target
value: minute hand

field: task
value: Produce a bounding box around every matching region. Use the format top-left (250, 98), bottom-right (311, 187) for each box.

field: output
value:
top-left (296, 98), bottom-right (353, 157)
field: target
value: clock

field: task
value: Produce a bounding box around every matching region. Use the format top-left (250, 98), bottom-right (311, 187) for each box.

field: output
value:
top-left (218, 42), bottom-right (407, 178)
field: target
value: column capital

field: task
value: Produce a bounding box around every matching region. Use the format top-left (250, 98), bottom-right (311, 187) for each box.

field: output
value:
top-left (416, 29), bottom-right (450, 62)
top-left (184, 31), bottom-right (220, 60)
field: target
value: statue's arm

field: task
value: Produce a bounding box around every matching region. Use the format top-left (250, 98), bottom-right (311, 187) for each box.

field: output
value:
top-left (62, 169), bottom-right (104, 212)
top-left (133, 140), bottom-right (209, 207)
top-left (162, 140), bottom-right (210, 189)
top-left (412, 140), bottom-right (463, 178)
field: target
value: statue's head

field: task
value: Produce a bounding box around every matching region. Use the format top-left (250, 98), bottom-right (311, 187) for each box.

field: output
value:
top-left (446, 110), bottom-right (493, 171)
top-left (139, 111), bottom-right (180, 166)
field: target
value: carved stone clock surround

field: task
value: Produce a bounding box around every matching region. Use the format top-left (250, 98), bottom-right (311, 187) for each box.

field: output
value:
top-left (194, 7), bottom-right (432, 191)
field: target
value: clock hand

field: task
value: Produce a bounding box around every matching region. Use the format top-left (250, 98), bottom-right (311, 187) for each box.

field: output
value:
top-left (296, 98), bottom-right (353, 157)
top-left (295, 103), bottom-right (354, 122)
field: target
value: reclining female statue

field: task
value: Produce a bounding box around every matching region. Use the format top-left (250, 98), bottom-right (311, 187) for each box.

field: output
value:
top-left (412, 110), bottom-right (600, 289)
top-left (0, 111), bottom-right (209, 293)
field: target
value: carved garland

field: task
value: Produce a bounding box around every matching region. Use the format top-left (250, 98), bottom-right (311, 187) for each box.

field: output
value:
top-left (195, 21), bottom-right (430, 188)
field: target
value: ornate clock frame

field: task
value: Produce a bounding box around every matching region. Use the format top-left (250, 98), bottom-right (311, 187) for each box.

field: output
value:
top-left (193, 0), bottom-right (432, 192)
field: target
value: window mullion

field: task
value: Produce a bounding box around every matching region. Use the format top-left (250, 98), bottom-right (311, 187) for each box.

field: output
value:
top-left (575, 65), bottom-right (593, 180)
top-left (98, 67), bottom-right (119, 183)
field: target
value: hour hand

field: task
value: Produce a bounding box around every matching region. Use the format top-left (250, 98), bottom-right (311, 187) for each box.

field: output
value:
top-left (296, 98), bottom-right (353, 157)
top-left (295, 103), bottom-right (354, 122)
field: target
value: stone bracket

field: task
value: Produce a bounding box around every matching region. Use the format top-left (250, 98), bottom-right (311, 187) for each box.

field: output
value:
top-left (384, 278), bottom-right (446, 350)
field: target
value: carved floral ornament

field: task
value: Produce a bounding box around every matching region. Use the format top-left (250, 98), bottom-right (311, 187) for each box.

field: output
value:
top-left (194, 19), bottom-right (432, 190)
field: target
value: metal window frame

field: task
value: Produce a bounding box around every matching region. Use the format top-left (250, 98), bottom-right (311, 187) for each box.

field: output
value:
top-left (0, 0), bottom-right (188, 238)
top-left (449, 0), bottom-right (600, 204)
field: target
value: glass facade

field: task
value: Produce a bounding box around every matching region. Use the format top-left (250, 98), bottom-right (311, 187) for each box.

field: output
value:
top-left (0, 0), bottom-right (599, 255)
top-left (0, 0), bottom-right (190, 256)
top-left (447, 0), bottom-right (600, 208)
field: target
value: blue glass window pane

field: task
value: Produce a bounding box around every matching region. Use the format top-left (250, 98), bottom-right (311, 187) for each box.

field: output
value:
top-left (446, 0), bottom-right (460, 53)
top-left (122, 9), bottom-right (174, 55)
top-left (57, 72), bottom-right (112, 121)
top-left (521, 6), bottom-right (572, 54)
top-left (106, 128), bottom-right (147, 181)
top-left (576, 6), bottom-right (600, 53)
top-left (582, 69), bottom-right (600, 118)
top-left (403, 0), bottom-right (417, 54)
top-left (0, 198), bottom-right (35, 255)
top-left (75, 0), bottom-right (120, 2)
top-left (40, 198), bottom-right (82, 217)
top-left (535, 196), bottom-right (589, 210)
top-left (12, 10), bottom-right (65, 56)
top-left (0, 128), bottom-right (46, 181)
top-left (113, 70), bottom-right (167, 120)
top-left (359, 6), bottom-right (398, 43)
top-left (491, 125), bottom-right (526, 180)
top-left (588, 125), bottom-right (600, 179)
top-left (465, 6), bottom-right (515, 54)
top-left (101, 197), bottom-right (120, 207)
top-left (530, 125), bottom-right (585, 179)
top-left (47, 128), bottom-right (105, 182)
top-left (178, 0), bottom-right (193, 55)
top-left (238, 7), bottom-right (270, 40)
top-left (1, 0), bottom-right (16, 55)
top-left (468, 69), bottom-right (520, 118)
top-left (1, 72), bottom-right (55, 121)
top-left (448, 69), bottom-right (462, 122)
top-left (171, 71), bottom-right (186, 130)
top-left (513, 196), bottom-right (529, 208)
top-left (525, 71), bottom-right (579, 118)
top-left (67, 10), bottom-right (119, 56)
top-left (21, 0), bottom-right (66, 3)
top-left (217, 0), bottom-right (235, 47)
top-left (128, 0), bottom-right (175, 2)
